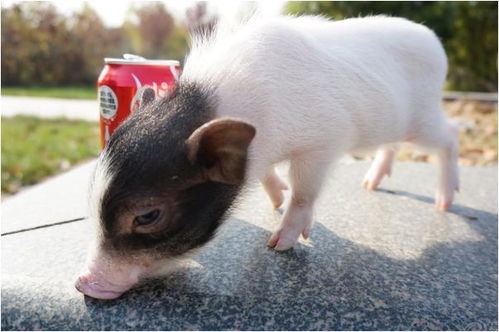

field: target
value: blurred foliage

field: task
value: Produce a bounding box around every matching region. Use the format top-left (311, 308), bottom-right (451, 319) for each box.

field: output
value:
top-left (1, 2), bottom-right (198, 86)
top-left (285, 1), bottom-right (498, 92)
top-left (2, 3), bottom-right (116, 85)
top-left (1, 116), bottom-right (100, 195)
top-left (2, 1), bottom-right (496, 92)
top-left (122, 2), bottom-right (184, 59)
top-left (186, 2), bottom-right (218, 37)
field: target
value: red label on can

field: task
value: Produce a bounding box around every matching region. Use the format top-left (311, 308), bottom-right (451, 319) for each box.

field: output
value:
top-left (97, 61), bottom-right (180, 148)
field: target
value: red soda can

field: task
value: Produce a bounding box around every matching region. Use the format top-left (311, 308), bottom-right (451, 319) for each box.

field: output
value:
top-left (97, 54), bottom-right (181, 148)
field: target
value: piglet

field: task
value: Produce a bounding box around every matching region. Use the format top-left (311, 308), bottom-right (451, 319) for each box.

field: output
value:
top-left (75, 15), bottom-right (459, 299)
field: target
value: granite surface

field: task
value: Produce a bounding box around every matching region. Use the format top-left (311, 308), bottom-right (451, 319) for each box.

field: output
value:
top-left (1, 161), bottom-right (95, 234)
top-left (1, 161), bottom-right (497, 330)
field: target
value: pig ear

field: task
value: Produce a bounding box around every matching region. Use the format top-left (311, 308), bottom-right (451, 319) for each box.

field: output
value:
top-left (186, 118), bottom-right (256, 184)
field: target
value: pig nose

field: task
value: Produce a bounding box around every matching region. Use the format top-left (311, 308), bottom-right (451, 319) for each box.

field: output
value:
top-left (75, 274), bottom-right (96, 295)
top-left (74, 274), bottom-right (126, 300)
top-left (74, 275), bottom-right (89, 293)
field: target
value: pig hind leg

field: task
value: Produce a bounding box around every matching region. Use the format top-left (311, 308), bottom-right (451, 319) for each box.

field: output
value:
top-left (261, 166), bottom-right (289, 209)
top-left (412, 116), bottom-right (459, 211)
top-left (362, 144), bottom-right (399, 190)
top-left (268, 152), bottom-right (333, 251)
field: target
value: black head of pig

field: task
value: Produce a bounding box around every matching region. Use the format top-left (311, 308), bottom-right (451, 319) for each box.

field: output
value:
top-left (75, 83), bottom-right (255, 300)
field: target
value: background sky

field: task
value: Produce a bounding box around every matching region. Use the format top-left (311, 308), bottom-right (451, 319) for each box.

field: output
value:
top-left (0, 0), bottom-right (287, 26)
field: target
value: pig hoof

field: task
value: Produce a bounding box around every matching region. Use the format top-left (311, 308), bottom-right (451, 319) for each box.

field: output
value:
top-left (435, 189), bottom-right (457, 211)
top-left (436, 199), bottom-right (452, 211)
top-left (263, 177), bottom-right (289, 209)
top-left (362, 147), bottom-right (397, 191)
top-left (267, 223), bottom-right (310, 251)
top-left (362, 177), bottom-right (380, 191)
top-left (271, 190), bottom-right (286, 209)
top-left (362, 165), bottom-right (391, 191)
top-left (435, 175), bottom-right (459, 211)
top-left (268, 229), bottom-right (297, 251)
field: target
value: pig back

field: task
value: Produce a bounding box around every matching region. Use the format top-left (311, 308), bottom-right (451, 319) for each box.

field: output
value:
top-left (184, 16), bottom-right (448, 177)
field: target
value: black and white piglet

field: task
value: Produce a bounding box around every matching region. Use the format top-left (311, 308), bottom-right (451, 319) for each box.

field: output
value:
top-left (76, 15), bottom-right (459, 299)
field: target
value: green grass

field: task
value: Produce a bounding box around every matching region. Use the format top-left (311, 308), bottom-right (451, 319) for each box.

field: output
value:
top-left (2, 86), bottom-right (96, 100)
top-left (2, 116), bottom-right (101, 195)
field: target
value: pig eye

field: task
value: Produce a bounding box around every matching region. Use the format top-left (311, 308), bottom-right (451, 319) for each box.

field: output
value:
top-left (133, 209), bottom-right (161, 227)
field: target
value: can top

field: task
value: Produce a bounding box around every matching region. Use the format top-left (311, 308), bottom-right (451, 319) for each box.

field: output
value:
top-left (104, 53), bottom-right (179, 66)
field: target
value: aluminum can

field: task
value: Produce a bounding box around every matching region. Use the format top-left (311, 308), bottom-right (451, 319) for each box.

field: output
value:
top-left (97, 54), bottom-right (180, 148)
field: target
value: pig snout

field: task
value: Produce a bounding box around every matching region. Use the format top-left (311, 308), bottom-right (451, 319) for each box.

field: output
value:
top-left (75, 272), bottom-right (133, 300)
top-left (75, 255), bottom-right (147, 300)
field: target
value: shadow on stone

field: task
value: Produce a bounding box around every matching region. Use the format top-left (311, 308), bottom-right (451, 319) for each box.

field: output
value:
top-left (71, 202), bottom-right (497, 330)
top-left (2, 159), bottom-right (497, 331)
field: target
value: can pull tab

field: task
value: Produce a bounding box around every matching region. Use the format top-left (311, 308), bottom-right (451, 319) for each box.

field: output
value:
top-left (123, 54), bottom-right (146, 61)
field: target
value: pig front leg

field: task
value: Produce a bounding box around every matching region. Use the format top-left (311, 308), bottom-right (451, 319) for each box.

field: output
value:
top-left (268, 152), bottom-right (333, 251)
top-left (261, 167), bottom-right (289, 209)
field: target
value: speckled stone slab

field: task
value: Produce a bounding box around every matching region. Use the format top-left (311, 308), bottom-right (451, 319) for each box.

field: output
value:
top-left (1, 161), bottom-right (95, 234)
top-left (1, 161), bottom-right (497, 330)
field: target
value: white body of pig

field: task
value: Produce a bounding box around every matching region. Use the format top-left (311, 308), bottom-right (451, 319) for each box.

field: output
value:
top-left (76, 15), bottom-right (459, 300)
top-left (182, 15), bottom-right (458, 249)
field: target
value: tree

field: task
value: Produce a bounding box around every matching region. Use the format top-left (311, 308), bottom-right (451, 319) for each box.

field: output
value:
top-left (126, 3), bottom-right (175, 59)
top-left (65, 4), bottom-right (111, 84)
top-left (447, 2), bottom-right (498, 91)
top-left (162, 25), bottom-right (189, 63)
top-left (185, 2), bottom-right (217, 37)
top-left (1, 2), bottom-right (189, 85)
top-left (1, 2), bottom-right (68, 85)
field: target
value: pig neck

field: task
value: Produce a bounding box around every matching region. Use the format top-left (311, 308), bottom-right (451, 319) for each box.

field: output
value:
top-left (167, 78), bottom-right (262, 190)
top-left (163, 81), bottom-right (253, 189)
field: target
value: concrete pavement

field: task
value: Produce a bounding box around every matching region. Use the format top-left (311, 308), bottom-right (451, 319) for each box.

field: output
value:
top-left (1, 160), bottom-right (497, 330)
top-left (1, 96), bottom-right (99, 121)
